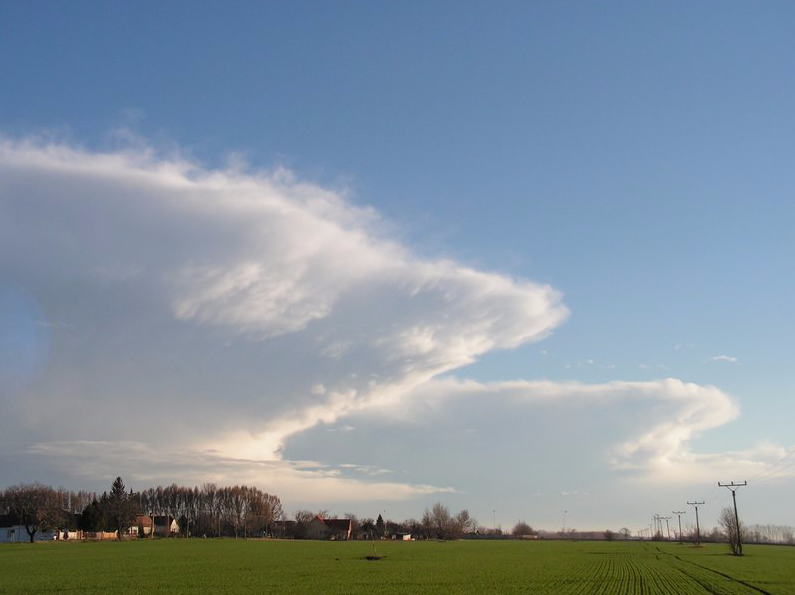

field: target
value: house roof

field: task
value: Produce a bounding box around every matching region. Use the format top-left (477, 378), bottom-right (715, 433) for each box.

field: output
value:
top-left (135, 515), bottom-right (153, 527)
top-left (0, 514), bottom-right (20, 527)
top-left (152, 515), bottom-right (176, 526)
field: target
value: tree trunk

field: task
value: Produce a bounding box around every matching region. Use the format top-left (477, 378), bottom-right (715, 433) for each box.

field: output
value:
top-left (26, 525), bottom-right (36, 543)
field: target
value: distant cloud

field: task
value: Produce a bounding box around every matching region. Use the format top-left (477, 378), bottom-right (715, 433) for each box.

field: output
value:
top-left (34, 320), bottom-right (75, 330)
top-left (325, 425), bottom-right (355, 432)
top-left (358, 378), bottom-right (789, 489)
top-left (707, 355), bottom-right (739, 364)
top-left (20, 440), bottom-right (449, 503)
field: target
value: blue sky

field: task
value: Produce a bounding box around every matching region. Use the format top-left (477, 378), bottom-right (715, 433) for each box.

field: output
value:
top-left (1, 2), bottom-right (794, 532)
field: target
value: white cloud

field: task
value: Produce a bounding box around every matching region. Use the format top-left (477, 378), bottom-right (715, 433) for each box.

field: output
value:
top-left (707, 355), bottom-right (739, 364)
top-left (3, 136), bottom-right (787, 517)
top-left (0, 136), bottom-right (568, 491)
top-left (20, 440), bottom-right (452, 503)
top-left (331, 376), bottom-right (783, 486)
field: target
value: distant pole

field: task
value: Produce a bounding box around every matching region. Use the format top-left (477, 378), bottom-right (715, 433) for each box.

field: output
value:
top-left (663, 517), bottom-right (671, 541)
top-left (493, 509), bottom-right (496, 534)
top-left (687, 501), bottom-right (705, 545)
top-left (718, 481), bottom-right (747, 556)
top-left (563, 510), bottom-right (567, 536)
top-left (672, 511), bottom-right (686, 544)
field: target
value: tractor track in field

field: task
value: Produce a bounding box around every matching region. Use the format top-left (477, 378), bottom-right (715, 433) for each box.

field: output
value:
top-left (655, 547), bottom-right (773, 595)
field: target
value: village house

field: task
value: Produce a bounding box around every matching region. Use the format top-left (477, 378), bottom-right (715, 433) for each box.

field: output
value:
top-left (152, 515), bottom-right (179, 537)
top-left (135, 515), bottom-right (153, 537)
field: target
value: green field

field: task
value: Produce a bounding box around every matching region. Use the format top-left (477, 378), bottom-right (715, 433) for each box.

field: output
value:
top-left (2, 539), bottom-right (794, 594)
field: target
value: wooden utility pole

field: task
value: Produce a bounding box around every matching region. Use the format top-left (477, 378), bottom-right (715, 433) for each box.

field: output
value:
top-left (672, 511), bottom-right (686, 543)
top-left (687, 501), bottom-right (704, 545)
top-left (718, 481), bottom-right (747, 556)
top-left (660, 516), bottom-right (672, 540)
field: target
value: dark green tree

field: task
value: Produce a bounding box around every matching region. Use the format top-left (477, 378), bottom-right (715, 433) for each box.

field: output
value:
top-left (78, 499), bottom-right (104, 532)
top-left (103, 477), bottom-right (138, 540)
top-left (376, 514), bottom-right (385, 537)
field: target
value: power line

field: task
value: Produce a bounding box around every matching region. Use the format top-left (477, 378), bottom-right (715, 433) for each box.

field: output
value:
top-left (751, 455), bottom-right (795, 485)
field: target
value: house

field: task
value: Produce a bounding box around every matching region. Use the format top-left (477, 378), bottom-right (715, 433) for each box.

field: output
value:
top-left (322, 518), bottom-right (353, 541)
top-left (135, 515), bottom-right (154, 537)
top-left (152, 516), bottom-right (179, 536)
top-left (394, 532), bottom-right (412, 541)
top-left (290, 516), bottom-right (353, 540)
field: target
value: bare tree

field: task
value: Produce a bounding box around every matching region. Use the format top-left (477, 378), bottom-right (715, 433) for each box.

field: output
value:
top-left (0, 483), bottom-right (64, 542)
top-left (718, 507), bottom-right (744, 556)
top-left (455, 510), bottom-right (475, 536)
top-left (430, 502), bottom-right (451, 539)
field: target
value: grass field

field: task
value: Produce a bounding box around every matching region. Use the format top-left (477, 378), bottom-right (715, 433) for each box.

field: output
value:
top-left (2, 539), bottom-right (794, 594)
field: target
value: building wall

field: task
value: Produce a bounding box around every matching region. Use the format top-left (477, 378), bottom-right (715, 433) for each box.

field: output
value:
top-left (0, 526), bottom-right (57, 542)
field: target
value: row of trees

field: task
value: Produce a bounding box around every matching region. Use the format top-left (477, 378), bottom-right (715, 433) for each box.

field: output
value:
top-left (1, 479), bottom-right (284, 542)
top-left (139, 483), bottom-right (283, 538)
top-left (8, 481), bottom-right (790, 548)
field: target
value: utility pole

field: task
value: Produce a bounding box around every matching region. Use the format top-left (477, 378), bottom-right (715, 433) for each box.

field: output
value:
top-left (672, 511), bottom-right (686, 544)
top-left (687, 501), bottom-right (704, 545)
top-left (663, 517), bottom-right (671, 541)
top-left (718, 481), bottom-right (747, 556)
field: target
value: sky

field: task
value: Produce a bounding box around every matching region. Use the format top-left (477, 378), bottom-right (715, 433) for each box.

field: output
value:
top-left (1, 1), bottom-right (794, 533)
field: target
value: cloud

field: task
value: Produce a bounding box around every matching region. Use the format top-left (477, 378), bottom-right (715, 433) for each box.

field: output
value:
top-left (707, 355), bottom-right (739, 364)
top-left (11, 440), bottom-right (452, 504)
top-left (396, 377), bottom-right (741, 473)
top-left (0, 136), bottom-right (568, 491)
top-left (299, 376), bottom-right (782, 488)
top-left (3, 135), bottom-right (787, 518)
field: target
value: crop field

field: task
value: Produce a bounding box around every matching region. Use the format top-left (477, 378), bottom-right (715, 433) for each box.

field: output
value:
top-left (2, 539), bottom-right (794, 594)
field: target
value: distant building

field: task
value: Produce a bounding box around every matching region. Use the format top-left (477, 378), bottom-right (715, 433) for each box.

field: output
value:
top-left (284, 515), bottom-right (353, 540)
top-left (0, 515), bottom-right (57, 542)
top-left (394, 533), bottom-right (413, 541)
top-left (152, 516), bottom-right (179, 536)
top-left (321, 517), bottom-right (353, 541)
top-left (135, 515), bottom-right (154, 537)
